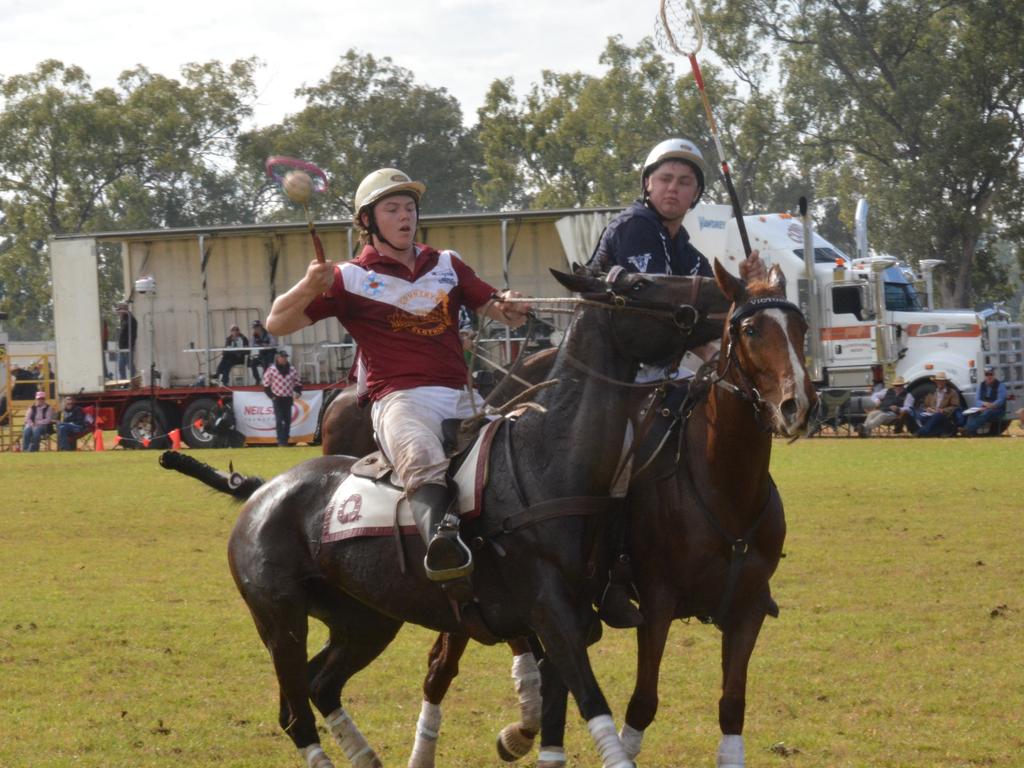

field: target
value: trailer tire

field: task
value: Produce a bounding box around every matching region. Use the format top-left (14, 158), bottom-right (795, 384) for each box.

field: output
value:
top-left (181, 398), bottom-right (219, 449)
top-left (118, 400), bottom-right (173, 449)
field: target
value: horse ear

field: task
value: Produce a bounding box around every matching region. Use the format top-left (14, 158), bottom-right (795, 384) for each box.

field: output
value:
top-left (551, 267), bottom-right (602, 294)
top-left (713, 259), bottom-right (746, 304)
top-left (767, 264), bottom-right (787, 294)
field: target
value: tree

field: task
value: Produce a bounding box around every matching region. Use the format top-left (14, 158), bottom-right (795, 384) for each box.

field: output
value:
top-left (703, 0), bottom-right (1024, 306)
top-left (475, 36), bottom-right (800, 213)
top-left (236, 50), bottom-right (481, 221)
top-left (0, 59), bottom-right (258, 339)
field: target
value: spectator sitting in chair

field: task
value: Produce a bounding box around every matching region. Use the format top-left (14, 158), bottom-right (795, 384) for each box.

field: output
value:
top-left (56, 395), bottom-right (90, 450)
top-left (916, 372), bottom-right (964, 437)
top-left (22, 391), bottom-right (55, 452)
top-left (249, 319), bottom-right (276, 383)
top-left (858, 375), bottom-right (915, 437)
top-left (215, 324), bottom-right (250, 385)
top-left (964, 365), bottom-right (1007, 436)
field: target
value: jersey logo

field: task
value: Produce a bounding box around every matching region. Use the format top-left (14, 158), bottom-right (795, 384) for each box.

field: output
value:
top-left (434, 267), bottom-right (457, 287)
top-left (362, 271), bottom-right (385, 296)
top-left (628, 253), bottom-right (653, 272)
top-left (388, 290), bottom-right (451, 337)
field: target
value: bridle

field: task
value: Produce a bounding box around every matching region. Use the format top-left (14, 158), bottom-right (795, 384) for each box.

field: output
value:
top-left (702, 295), bottom-right (805, 430)
top-left (560, 267), bottom-right (722, 388)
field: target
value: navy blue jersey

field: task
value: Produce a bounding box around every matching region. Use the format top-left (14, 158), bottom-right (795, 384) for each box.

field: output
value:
top-left (590, 201), bottom-right (712, 277)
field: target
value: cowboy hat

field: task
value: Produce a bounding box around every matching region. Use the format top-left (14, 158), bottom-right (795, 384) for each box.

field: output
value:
top-left (891, 376), bottom-right (906, 386)
top-left (930, 371), bottom-right (949, 382)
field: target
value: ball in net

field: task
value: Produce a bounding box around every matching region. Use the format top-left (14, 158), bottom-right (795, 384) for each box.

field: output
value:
top-left (283, 170), bottom-right (314, 205)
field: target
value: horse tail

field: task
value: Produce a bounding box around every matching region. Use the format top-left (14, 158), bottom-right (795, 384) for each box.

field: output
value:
top-left (158, 450), bottom-right (264, 500)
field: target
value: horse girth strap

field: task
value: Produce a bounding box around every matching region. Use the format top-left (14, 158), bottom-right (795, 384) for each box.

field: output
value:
top-left (475, 496), bottom-right (617, 539)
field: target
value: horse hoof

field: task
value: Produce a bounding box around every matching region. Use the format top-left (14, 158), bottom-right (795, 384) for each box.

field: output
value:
top-left (496, 723), bottom-right (534, 761)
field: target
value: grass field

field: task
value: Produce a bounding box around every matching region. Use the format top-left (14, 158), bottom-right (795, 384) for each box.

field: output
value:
top-left (1, 436), bottom-right (1022, 767)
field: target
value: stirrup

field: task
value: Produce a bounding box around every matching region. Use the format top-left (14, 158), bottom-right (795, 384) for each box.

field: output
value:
top-left (598, 581), bottom-right (645, 628)
top-left (424, 514), bottom-right (474, 582)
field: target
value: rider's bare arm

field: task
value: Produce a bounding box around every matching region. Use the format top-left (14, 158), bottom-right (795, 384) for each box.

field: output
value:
top-left (266, 259), bottom-right (335, 336)
top-left (482, 289), bottom-right (532, 329)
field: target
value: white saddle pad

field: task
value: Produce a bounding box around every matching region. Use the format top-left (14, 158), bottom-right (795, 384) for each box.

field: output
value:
top-left (321, 418), bottom-right (500, 544)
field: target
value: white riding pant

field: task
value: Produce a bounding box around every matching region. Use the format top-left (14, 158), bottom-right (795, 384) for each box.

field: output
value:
top-left (371, 386), bottom-right (485, 493)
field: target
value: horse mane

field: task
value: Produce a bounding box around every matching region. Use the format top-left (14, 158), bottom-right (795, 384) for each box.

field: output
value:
top-left (743, 277), bottom-right (782, 299)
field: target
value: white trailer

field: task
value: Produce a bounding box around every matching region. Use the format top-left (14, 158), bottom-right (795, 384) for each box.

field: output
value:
top-left (46, 208), bottom-right (618, 446)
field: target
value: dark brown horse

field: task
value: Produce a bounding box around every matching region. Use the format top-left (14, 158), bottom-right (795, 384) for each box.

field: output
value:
top-left (164, 268), bottom-right (731, 768)
top-left (529, 261), bottom-right (816, 768)
top-left (396, 262), bottom-right (815, 768)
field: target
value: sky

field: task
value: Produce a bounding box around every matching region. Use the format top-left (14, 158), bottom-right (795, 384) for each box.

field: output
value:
top-left (0, 0), bottom-right (660, 127)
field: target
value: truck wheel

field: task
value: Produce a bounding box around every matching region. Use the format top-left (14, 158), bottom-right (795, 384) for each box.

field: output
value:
top-left (119, 400), bottom-right (172, 449)
top-left (181, 398), bottom-right (219, 449)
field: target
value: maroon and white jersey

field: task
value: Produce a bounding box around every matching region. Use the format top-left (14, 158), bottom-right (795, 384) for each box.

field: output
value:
top-left (304, 244), bottom-right (496, 402)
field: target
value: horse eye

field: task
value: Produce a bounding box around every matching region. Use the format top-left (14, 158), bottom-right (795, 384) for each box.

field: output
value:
top-left (743, 325), bottom-right (757, 337)
top-left (631, 279), bottom-right (649, 292)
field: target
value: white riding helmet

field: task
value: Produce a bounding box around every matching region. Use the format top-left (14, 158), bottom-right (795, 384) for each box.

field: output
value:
top-left (641, 138), bottom-right (707, 207)
top-left (353, 168), bottom-right (426, 225)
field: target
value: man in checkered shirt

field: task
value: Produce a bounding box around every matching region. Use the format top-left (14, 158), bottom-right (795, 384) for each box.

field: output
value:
top-left (261, 349), bottom-right (303, 446)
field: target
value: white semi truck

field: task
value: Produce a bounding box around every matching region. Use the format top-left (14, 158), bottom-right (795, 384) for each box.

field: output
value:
top-left (684, 200), bottom-right (1023, 430)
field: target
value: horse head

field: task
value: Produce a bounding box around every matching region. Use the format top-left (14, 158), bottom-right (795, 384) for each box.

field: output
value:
top-left (552, 266), bottom-right (728, 367)
top-left (713, 259), bottom-right (817, 437)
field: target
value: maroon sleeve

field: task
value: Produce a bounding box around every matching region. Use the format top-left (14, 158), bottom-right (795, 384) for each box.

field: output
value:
top-left (449, 251), bottom-right (497, 311)
top-left (303, 266), bottom-right (347, 323)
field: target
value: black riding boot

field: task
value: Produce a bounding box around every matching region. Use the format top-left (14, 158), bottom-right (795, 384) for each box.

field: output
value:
top-left (598, 510), bottom-right (644, 628)
top-left (410, 483), bottom-right (473, 582)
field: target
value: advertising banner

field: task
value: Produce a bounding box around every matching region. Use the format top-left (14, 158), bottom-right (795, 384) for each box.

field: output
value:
top-left (232, 390), bottom-right (323, 444)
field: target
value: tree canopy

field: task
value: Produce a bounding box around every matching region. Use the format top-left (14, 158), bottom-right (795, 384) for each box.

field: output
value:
top-left (236, 50), bottom-right (480, 221)
top-left (1, 13), bottom-right (1022, 339)
top-left (0, 59), bottom-right (258, 338)
top-left (702, 0), bottom-right (1024, 305)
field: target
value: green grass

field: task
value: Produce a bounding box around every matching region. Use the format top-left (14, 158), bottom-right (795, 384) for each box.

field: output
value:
top-left (1, 438), bottom-right (1022, 767)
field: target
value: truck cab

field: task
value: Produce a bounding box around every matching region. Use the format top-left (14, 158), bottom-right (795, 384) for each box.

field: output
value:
top-left (685, 203), bottom-right (1023, 427)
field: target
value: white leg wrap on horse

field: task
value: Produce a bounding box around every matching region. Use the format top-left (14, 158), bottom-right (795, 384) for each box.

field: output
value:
top-left (511, 652), bottom-right (542, 733)
top-left (538, 746), bottom-right (567, 767)
top-left (587, 715), bottom-right (632, 768)
top-left (325, 707), bottom-right (381, 768)
top-left (300, 744), bottom-right (336, 768)
top-left (717, 734), bottom-right (745, 768)
top-left (619, 723), bottom-right (644, 760)
top-left (407, 700), bottom-right (442, 768)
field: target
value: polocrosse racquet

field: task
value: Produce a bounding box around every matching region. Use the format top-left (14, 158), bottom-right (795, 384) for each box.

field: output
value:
top-left (656, 0), bottom-right (752, 257)
top-left (265, 156), bottom-right (330, 263)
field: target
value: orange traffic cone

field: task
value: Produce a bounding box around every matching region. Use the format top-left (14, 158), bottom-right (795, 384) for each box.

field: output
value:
top-left (170, 428), bottom-right (182, 451)
top-left (141, 437), bottom-right (151, 448)
top-left (94, 428), bottom-right (105, 451)
top-left (112, 435), bottom-right (122, 448)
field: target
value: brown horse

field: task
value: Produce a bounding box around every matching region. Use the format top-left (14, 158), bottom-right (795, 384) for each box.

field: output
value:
top-left (528, 260), bottom-right (816, 767)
